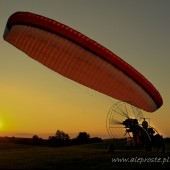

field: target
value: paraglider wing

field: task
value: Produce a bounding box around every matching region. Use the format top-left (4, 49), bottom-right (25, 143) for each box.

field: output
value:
top-left (3, 12), bottom-right (163, 112)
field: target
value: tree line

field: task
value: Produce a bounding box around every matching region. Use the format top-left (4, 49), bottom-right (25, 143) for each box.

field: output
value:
top-left (0, 130), bottom-right (102, 146)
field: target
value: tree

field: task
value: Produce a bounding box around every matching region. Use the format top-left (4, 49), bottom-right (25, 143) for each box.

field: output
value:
top-left (55, 130), bottom-right (70, 141)
top-left (75, 132), bottom-right (90, 144)
top-left (32, 135), bottom-right (43, 145)
top-left (48, 136), bottom-right (57, 146)
top-left (48, 130), bottom-right (70, 146)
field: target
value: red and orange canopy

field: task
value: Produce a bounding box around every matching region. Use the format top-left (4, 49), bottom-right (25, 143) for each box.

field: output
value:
top-left (4, 12), bottom-right (163, 112)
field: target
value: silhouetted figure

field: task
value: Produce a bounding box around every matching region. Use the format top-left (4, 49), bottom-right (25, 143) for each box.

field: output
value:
top-left (142, 120), bottom-right (155, 137)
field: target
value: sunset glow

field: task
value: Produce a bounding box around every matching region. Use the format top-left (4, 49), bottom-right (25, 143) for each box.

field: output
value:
top-left (0, 0), bottom-right (170, 139)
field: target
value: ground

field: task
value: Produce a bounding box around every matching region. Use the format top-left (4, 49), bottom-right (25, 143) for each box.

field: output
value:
top-left (0, 140), bottom-right (169, 169)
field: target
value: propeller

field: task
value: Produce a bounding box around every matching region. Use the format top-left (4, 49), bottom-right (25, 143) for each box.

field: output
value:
top-left (110, 119), bottom-right (123, 125)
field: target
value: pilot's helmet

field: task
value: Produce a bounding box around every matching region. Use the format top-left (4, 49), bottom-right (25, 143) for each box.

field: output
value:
top-left (142, 120), bottom-right (148, 128)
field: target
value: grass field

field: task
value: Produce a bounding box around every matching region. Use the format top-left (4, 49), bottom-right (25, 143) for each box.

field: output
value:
top-left (0, 141), bottom-right (170, 169)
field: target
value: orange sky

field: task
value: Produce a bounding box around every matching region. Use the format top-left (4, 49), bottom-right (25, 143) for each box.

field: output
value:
top-left (0, 0), bottom-right (170, 139)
